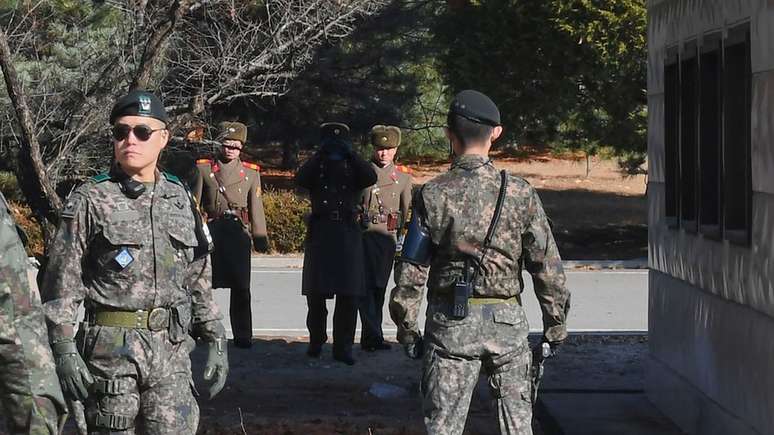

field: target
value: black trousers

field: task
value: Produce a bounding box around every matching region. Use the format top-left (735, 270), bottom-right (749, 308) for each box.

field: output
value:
top-left (306, 295), bottom-right (357, 352)
top-left (230, 286), bottom-right (252, 341)
top-left (209, 217), bottom-right (253, 341)
top-left (358, 286), bottom-right (386, 346)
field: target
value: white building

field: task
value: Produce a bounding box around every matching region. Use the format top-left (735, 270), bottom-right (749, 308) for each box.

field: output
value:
top-left (647, 1), bottom-right (774, 434)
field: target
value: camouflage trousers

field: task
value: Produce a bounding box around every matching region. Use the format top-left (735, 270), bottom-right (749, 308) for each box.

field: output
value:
top-left (78, 325), bottom-right (199, 434)
top-left (422, 299), bottom-right (533, 435)
top-left (0, 389), bottom-right (63, 435)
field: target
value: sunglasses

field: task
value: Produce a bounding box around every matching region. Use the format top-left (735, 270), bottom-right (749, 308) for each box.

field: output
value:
top-left (222, 144), bottom-right (243, 151)
top-left (112, 123), bottom-right (165, 141)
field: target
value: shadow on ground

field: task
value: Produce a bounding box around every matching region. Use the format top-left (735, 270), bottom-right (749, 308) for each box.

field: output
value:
top-left (192, 338), bottom-right (546, 435)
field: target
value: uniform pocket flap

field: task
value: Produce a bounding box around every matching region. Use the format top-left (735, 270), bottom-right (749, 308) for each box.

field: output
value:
top-left (168, 226), bottom-right (198, 248)
top-left (102, 224), bottom-right (144, 246)
top-left (492, 305), bottom-right (524, 326)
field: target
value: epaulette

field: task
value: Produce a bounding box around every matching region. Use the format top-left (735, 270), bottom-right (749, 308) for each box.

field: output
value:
top-left (90, 173), bottom-right (111, 183)
top-left (397, 165), bottom-right (412, 175)
top-left (196, 158), bottom-right (213, 166)
top-left (162, 171), bottom-right (183, 186)
top-left (241, 161), bottom-right (261, 172)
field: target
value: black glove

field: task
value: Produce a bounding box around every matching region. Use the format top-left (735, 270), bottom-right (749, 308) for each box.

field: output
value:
top-left (403, 334), bottom-right (424, 360)
top-left (52, 340), bottom-right (94, 401)
top-left (203, 337), bottom-right (229, 399)
top-left (253, 236), bottom-right (269, 253)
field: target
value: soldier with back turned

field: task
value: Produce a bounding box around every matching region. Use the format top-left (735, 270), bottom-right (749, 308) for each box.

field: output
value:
top-left (390, 90), bottom-right (570, 435)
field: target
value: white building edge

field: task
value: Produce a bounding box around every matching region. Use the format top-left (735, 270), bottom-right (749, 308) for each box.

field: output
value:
top-left (647, 1), bottom-right (774, 434)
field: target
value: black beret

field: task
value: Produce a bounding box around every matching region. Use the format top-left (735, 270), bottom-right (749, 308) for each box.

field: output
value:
top-left (448, 90), bottom-right (501, 126)
top-left (110, 90), bottom-right (168, 125)
top-left (320, 122), bottom-right (351, 143)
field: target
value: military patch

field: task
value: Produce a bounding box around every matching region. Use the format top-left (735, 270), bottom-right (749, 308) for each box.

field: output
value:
top-left (162, 172), bottom-right (182, 186)
top-left (91, 173), bottom-right (111, 183)
top-left (256, 184), bottom-right (261, 196)
top-left (61, 194), bottom-right (83, 220)
top-left (114, 247), bottom-right (134, 269)
top-left (139, 95), bottom-right (152, 114)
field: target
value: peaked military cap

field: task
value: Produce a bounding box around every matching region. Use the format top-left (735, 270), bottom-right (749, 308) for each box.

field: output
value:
top-left (218, 121), bottom-right (247, 143)
top-left (110, 90), bottom-right (168, 124)
top-left (371, 125), bottom-right (402, 149)
top-left (320, 122), bottom-right (350, 143)
top-left (448, 89), bottom-right (501, 126)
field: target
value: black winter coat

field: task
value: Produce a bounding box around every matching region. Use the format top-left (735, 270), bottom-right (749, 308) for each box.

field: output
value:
top-left (295, 152), bottom-right (377, 297)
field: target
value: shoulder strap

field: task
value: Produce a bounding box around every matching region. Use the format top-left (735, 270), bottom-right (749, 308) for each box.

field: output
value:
top-left (471, 170), bottom-right (508, 282)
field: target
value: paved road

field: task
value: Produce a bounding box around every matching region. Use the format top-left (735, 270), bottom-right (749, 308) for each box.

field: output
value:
top-left (215, 264), bottom-right (648, 338)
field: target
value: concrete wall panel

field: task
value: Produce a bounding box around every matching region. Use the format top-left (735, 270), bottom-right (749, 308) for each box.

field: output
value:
top-left (648, 184), bottom-right (774, 316)
top-left (751, 3), bottom-right (774, 74)
top-left (648, 271), bottom-right (774, 435)
top-left (647, 94), bottom-right (665, 183)
top-left (751, 71), bottom-right (774, 194)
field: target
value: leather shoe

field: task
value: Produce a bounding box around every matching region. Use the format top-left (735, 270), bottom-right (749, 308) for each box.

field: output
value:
top-left (333, 351), bottom-right (355, 366)
top-left (307, 342), bottom-right (323, 358)
top-left (233, 338), bottom-right (252, 349)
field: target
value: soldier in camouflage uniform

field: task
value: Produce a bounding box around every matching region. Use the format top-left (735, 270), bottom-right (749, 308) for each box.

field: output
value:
top-left (390, 90), bottom-right (570, 435)
top-left (0, 192), bottom-right (67, 434)
top-left (41, 90), bottom-right (229, 434)
top-left (358, 125), bottom-right (412, 351)
top-left (193, 121), bottom-right (269, 348)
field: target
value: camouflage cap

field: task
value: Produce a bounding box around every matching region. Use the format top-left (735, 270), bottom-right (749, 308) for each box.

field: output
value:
top-left (110, 90), bottom-right (168, 125)
top-left (218, 121), bottom-right (247, 143)
top-left (371, 125), bottom-right (401, 149)
top-left (320, 122), bottom-right (350, 143)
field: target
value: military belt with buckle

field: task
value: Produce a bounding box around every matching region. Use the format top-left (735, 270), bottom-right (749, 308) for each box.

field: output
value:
top-left (90, 307), bottom-right (170, 331)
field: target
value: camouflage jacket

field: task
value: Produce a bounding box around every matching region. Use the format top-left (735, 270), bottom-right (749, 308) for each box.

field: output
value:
top-left (390, 154), bottom-right (570, 343)
top-left (41, 172), bottom-right (223, 343)
top-left (0, 192), bottom-right (66, 413)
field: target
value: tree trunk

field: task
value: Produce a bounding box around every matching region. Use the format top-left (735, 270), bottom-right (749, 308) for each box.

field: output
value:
top-left (282, 139), bottom-right (300, 170)
top-left (0, 29), bottom-right (62, 229)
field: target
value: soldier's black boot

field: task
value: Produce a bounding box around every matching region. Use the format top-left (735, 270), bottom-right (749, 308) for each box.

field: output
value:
top-left (307, 341), bottom-right (324, 358)
top-left (333, 346), bottom-right (355, 366)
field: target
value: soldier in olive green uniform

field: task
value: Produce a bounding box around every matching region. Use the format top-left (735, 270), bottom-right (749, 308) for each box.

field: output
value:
top-left (390, 90), bottom-right (570, 435)
top-left (358, 125), bottom-right (412, 351)
top-left (193, 122), bottom-right (269, 349)
top-left (0, 192), bottom-right (67, 434)
top-left (42, 91), bottom-right (229, 434)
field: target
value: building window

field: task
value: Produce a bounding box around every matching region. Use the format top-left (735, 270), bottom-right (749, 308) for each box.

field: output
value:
top-left (664, 48), bottom-right (679, 226)
top-left (680, 41), bottom-right (699, 232)
top-left (722, 24), bottom-right (752, 245)
top-left (699, 34), bottom-right (722, 238)
top-left (662, 24), bottom-right (752, 246)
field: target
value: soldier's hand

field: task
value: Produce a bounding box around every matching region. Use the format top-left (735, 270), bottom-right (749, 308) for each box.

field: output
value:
top-left (404, 335), bottom-right (424, 360)
top-left (253, 236), bottom-right (269, 253)
top-left (204, 337), bottom-right (229, 399)
top-left (52, 340), bottom-right (94, 402)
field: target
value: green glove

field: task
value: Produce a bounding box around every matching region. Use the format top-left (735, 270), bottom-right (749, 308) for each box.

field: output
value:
top-left (52, 340), bottom-right (94, 402)
top-left (203, 337), bottom-right (229, 399)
